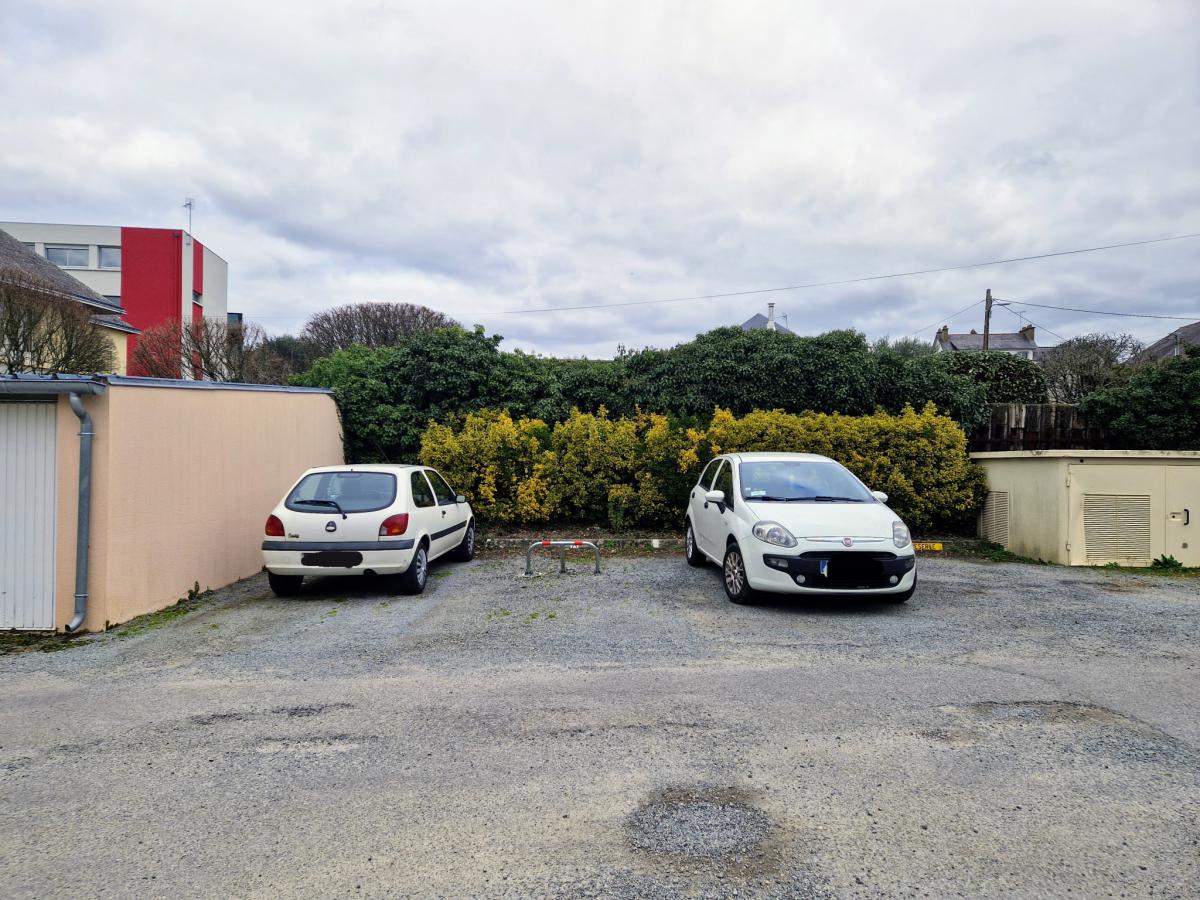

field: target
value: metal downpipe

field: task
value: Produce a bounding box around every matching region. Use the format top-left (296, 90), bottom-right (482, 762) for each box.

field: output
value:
top-left (65, 393), bottom-right (94, 633)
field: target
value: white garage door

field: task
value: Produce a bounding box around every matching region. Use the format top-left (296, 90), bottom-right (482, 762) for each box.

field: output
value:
top-left (0, 402), bottom-right (57, 630)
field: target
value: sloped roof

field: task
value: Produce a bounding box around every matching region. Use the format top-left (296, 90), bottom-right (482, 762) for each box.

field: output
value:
top-left (936, 331), bottom-right (1036, 352)
top-left (741, 312), bottom-right (794, 335)
top-left (0, 227), bottom-right (125, 315)
top-left (1140, 321), bottom-right (1200, 361)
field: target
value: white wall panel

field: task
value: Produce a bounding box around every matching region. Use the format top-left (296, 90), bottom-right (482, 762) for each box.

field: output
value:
top-left (0, 402), bottom-right (57, 629)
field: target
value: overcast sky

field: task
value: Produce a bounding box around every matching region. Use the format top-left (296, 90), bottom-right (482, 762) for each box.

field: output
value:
top-left (2, 1), bottom-right (1197, 356)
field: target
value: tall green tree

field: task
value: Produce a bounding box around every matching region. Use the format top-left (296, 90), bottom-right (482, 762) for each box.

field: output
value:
top-left (1080, 349), bottom-right (1200, 449)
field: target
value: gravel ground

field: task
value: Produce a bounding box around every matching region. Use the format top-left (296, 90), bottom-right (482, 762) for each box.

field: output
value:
top-left (1, 552), bottom-right (1197, 899)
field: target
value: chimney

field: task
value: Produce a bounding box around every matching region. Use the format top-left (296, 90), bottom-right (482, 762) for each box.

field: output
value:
top-left (1019, 324), bottom-right (1036, 344)
top-left (767, 302), bottom-right (777, 331)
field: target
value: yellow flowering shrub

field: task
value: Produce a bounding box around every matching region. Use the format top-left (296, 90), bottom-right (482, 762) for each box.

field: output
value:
top-left (695, 403), bottom-right (985, 531)
top-left (419, 409), bottom-right (553, 524)
top-left (420, 404), bottom-right (984, 532)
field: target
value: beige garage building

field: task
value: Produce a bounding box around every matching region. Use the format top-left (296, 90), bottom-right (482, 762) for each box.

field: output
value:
top-left (972, 450), bottom-right (1200, 567)
top-left (1, 374), bottom-right (343, 632)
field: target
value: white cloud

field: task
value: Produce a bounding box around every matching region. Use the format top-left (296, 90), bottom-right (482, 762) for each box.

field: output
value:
top-left (1, 0), bottom-right (1197, 356)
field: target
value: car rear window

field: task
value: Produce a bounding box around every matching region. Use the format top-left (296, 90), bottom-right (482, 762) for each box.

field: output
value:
top-left (286, 471), bottom-right (397, 514)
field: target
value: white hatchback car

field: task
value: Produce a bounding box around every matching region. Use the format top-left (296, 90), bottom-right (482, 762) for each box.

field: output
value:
top-left (684, 452), bottom-right (916, 604)
top-left (262, 465), bottom-right (475, 596)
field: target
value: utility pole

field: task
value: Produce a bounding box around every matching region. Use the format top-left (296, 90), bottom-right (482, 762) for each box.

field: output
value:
top-left (982, 288), bottom-right (993, 350)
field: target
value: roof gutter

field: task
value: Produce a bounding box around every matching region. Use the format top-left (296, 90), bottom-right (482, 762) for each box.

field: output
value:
top-left (0, 376), bottom-right (105, 632)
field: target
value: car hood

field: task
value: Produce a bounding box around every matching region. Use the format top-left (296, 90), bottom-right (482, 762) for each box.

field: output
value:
top-left (743, 500), bottom-right (900, 539)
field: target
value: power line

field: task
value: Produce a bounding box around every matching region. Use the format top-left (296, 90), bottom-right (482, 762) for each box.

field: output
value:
top-left (466, 232), bottom-right (1200, 316)
top-left (908, 299), bottom-right (984, 339)
top-left (998, 303), bottom-right (1068, 344)
top-left (994, 298), bottom-right (1197, 321)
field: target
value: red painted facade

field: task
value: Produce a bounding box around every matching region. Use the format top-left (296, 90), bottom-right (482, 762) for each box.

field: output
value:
top-left (117, 228), bottom-right (219, 378)
top-left (193, 238), bottom-right (204, 296)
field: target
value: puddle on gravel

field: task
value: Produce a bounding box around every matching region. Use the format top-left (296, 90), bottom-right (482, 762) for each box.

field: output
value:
top-left (270, 702), bottom-right (355, 718)
top-left (627, 786), bottom-right (771, 863)
top-left (934, 700), bottom-right (1194, 766)
top-left (962, 700), bottom-right (1158, 728)
top-left (253, 734), bottom-right (373, 755)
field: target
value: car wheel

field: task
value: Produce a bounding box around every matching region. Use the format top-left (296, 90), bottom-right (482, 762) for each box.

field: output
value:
top-left (267, 571), bottom-right (303, 597)
top-left (450, 520), bottom-right (476, 562)
top-left (399, 543), bottom-right (429, 595)
top-left (722, 542), bottom-right (755, 605)
top-left (685, 521), bottom-right (706, 567)
top-left (886, 574), bottom-right (917, 604)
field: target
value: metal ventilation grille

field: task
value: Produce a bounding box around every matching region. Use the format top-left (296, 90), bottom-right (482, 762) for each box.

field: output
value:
top-left (981, 491), bottom-right (1010, 546)
top-left (1083, 494), bottom-right (1152, 563)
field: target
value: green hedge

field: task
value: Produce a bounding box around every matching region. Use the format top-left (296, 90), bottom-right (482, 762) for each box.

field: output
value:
top-left (420, 404), bottom-right (985, 533)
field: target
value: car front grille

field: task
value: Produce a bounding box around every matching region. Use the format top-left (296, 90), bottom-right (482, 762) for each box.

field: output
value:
top-left (798, 550), bottom-right (899, 589)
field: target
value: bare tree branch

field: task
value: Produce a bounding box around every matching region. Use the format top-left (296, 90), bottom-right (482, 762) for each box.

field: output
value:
top-left (1040, 333), bottom-right (1145, 403)
top-left (131, 318), bottom-right (289, 383)
top-left (0, 268), bottom-right (118, 374)
top-left (300, 302), bottom-right (458, 355)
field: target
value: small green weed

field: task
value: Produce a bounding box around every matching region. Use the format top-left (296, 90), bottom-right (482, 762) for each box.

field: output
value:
top-left (1152, 554), bottom-right (1184, 571)
top-left (117, 583), bottom-right (213, 638)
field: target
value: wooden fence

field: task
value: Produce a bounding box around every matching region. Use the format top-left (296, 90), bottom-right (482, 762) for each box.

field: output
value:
top-left (968, 403), bottom-right (1106, 452)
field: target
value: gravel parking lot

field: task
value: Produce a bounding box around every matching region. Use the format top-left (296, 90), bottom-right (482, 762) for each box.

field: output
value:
top-left (2, 552), bottom-right (1198, 899)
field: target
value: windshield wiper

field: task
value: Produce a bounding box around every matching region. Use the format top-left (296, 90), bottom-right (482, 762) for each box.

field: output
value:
top-left (744, 495), bottom-right (795, 502)
top-left (293, 498), bottom-right (347, 519)
top-left (811, 495), bottom-right (864, 502)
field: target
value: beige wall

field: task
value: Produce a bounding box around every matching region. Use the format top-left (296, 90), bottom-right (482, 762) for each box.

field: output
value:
top-left (96, 325), bottom-right (128, 374)
top-left (54, 383), bottom-right (343, 631)
top-left (974, 456), bottom-right (1069, 564)
top-left (973, 451), bottom-right (1200, 568)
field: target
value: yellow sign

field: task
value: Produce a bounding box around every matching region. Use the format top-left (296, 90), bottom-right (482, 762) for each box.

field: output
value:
top-left (913, 542), bottom-right (943, 552)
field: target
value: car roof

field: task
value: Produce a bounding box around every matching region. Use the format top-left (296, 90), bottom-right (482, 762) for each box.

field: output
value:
top-left (300, 464), bottom-right (423, 475)
top-left (724, 452), bottom-right (835, 463)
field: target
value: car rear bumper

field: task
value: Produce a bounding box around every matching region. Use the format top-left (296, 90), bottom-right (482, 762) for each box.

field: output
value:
top-left (747, 549), bottom-right (916, 595)
top-left (262, 540), bottom-right (417, 576)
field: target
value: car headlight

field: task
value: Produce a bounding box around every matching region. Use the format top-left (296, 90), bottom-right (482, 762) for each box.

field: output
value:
top-left (893, 521), bottom-right (911, 549)
top-left (752, 521), bottom-right (798, 548)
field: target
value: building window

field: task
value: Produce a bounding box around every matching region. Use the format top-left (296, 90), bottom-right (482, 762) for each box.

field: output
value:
top-left (192, 291), bottom-right (203, 307)
top-left (103, 295), bottom-right (121, 306)
top-left (45, 245), bottom-right (89, 267)
top-left (98, 246), bottom-right (121, 269)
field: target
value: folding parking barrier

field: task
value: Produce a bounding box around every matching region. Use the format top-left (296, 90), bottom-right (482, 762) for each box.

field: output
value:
top-left (523, 539), bottom-right (602, 576)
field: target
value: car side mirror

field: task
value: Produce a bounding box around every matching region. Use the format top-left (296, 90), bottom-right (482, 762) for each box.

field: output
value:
top-left (871, 490), bottom-right (889, 503)
top-left (456, 495), bottom-right (467, 504)
top-left (704, 489), bottom-right (725, 505)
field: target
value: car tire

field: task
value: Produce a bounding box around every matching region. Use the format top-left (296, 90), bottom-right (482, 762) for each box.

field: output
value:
top-left (886, 575), bottom-right (917, 604)
top-left (450, 520), bottom-right (476, 562)
top-left (685, 521), bottom-right (706, 567)
top-left (399, 542), bottom-right (429, 595)
top-left (722, 542), bottom-right (756, 605)
top-left (267, 571), bottom-right (303, 597)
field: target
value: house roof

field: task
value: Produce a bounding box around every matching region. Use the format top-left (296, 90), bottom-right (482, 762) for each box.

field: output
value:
top-left (0, 227), bottom-right (126, 316)
top-left (91, 314), bottom-right (141, 335)
top-left (740, 312), bottom-right (794, 335)
top-left (1139, 321), bottom-right (1200, 361)
top-left (935, 330), bottom-right (1036, 352)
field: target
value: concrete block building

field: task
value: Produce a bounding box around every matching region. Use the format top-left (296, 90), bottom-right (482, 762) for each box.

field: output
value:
top-left (0, 222), bottom-right (231, 374)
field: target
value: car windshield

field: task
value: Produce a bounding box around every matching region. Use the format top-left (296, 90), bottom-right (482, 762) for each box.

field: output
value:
top-left (286, 471), bottom-right (397, 514)
top-left (738, 460), bottom-right (874, 503)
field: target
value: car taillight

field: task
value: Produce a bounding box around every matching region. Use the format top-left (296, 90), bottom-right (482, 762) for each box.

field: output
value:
top-left (265, 514), bottom-right (285, 537)
top-left (380, 513), bottom-right (409, 536)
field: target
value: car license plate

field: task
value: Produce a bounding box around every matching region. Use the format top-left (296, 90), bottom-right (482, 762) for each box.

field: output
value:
top-left (301, 550), bottom-right (364, 568)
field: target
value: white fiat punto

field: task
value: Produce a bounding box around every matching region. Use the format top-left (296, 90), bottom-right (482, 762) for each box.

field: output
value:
top-left (684, 452), bottom-right (916, 604)
top-left (262, 465), bottom-right (475, 596)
